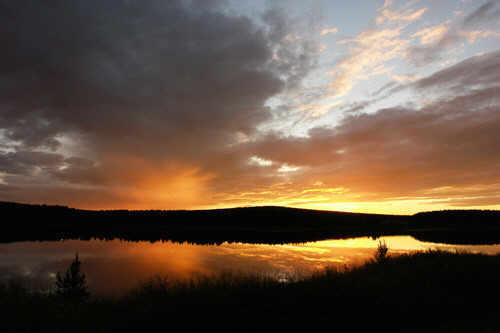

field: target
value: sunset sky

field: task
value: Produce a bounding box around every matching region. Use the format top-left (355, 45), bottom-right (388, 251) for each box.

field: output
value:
top-left (1, 0), bottom-right (499, 214)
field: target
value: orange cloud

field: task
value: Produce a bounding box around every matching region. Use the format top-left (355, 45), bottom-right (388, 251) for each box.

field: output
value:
top-left (376, 7), bottom-right (427, 25)
top-left (320, 27), bottom-right (338, 35)
top-left (327, 28), bottom-right (408, 98)
top-left (412, 24), bottom-right (449, 45)
top-left (460, 29), bottom-right (500, 43)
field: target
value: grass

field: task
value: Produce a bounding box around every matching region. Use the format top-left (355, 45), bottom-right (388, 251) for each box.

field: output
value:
top-left (1, 249), bottom-right (500, 332)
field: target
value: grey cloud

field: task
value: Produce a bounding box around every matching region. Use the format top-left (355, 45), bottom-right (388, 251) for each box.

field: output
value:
top-left (0, 182), bottom-right (132, 208)
top-left (4, 1), bottom-right (498, 210)
top-left (373, 51), bottom-right (500, 99)
top-left (0, 151), bottom-right (65, 175)
top-left (415, 50), bottom-right (500, 92)
top-left (407, 1), bottom-right (500, 66)
top-left (64, 157), bottom-right (96, 169)
top-left (340, 101), bottom-right (373, 114)
top-left (463, 0), bottom-right (500, 27)
top-left (0, 0), bottom-right (312, 147)
top-left (407, 34), bottom-right (461, 66)
top-left (0, 0), bottom-right (316, 205)
top-left (262, 8), bottom-right (317, 90)
top-left (372, 82), bottom-right (398, 97)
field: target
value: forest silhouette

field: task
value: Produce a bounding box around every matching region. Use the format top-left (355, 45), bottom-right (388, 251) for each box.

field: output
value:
top-left (1, 201), bottom-right (499, 245)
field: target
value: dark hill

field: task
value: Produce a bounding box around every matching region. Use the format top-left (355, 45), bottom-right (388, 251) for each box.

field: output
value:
top-left (0, 201), bottom-right (406, 243)
top-left (1, 201), bottom-right (499, 244)
top-left (0, 201), bottom-right (406, 230)
top-left (412, 210), bottom-right (500, 228)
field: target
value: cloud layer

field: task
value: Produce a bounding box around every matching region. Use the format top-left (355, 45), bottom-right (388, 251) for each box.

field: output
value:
top-left (1, 0), bottom-right (499, 212)
top-left (0, 0), bottom-right (315, 208)
top-left (223, 51), bottom-right (500, 209)
top-left (407, 0), bottom-right (500, 66)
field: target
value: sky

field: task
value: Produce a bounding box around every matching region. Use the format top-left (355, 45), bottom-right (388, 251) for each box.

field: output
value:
top-left (1, 0), bottom-right (500, 214)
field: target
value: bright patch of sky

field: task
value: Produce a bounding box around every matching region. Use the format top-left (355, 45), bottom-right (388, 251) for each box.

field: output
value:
top-left (228, 0), bottom-right (500, 138)
top-left (249, 156), bottom-right (273, 167)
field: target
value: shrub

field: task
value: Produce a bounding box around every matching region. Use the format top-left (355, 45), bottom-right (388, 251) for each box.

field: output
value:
top-left (374, 240), bottom-right (389, 263)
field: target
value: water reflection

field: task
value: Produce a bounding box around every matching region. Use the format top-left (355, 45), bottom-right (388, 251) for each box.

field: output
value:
top-left (1, 236), bottom-right (499, 296)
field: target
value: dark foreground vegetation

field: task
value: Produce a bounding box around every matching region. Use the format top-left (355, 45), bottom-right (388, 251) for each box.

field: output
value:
top-left (2, 249), bottom-right (499, 332)
top-left (1, 201), bottom-right (500, 244)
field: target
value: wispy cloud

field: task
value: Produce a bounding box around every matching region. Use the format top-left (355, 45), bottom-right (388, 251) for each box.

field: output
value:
top-left (463, 1), bottom-right (500, 26)
top-left (325, 1), bottom-right (427, 99)
top-left (460, 29), bottom-right (500, 43)
top-left (392, 73), bottom-right (421, 83)
top-left (376, 7), bottom-right (427, 25)
top-left (407, 0), bottom-right (500, 66)
top-left (295, 100), bottom-right (343, 118)
top-left (327, 27), bottom-right (409, 98)
top-left (412, 23), bottom-right (449, 45)
top-left (320, 27), bottom-right (338, 36)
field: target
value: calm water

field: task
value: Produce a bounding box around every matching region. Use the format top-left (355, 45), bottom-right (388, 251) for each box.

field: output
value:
top-left (2, 236), bottom-right (500, 296)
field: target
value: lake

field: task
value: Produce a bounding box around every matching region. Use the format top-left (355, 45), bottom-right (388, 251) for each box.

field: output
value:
top-left (2, 235), bottom-right (499, 296)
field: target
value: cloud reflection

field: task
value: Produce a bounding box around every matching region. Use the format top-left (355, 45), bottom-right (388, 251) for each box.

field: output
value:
top-left (1, 236), bottom-right (499, 295)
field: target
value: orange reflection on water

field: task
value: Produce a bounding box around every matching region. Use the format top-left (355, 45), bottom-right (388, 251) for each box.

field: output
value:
top-left (1, 236), bottom-right (499, 295)
top-left (308, 236), bottom-right (500, 254)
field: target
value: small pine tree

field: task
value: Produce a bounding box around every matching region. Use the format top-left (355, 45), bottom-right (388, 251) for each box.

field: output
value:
top-left (55, 253), bottom-right (90, 302)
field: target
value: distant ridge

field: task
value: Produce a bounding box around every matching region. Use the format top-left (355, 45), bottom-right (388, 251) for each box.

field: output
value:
top-left (0, 200), bottom-right (395, 215)
top-left (1, 201), bottom-right (499, 245)
top-left (0, 200), bottom-right (404, 227)
top-left (1, 200), bottom-right (499, 217)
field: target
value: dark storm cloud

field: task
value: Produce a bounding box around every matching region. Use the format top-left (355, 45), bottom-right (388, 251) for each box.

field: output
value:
top-left (0, 0), bottom-right (316, 206)
top-left (0, 151), bottom-right (64, 176)
top-left (1, 0), bottom-right (279, 149)
top-left (407, 0), bottom-right (500, 66)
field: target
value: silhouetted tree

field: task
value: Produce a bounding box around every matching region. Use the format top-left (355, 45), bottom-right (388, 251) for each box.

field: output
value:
top-left (55, 253), bottom-right (90, 302)
top-left (374, 240), bottom-right (389, 263)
